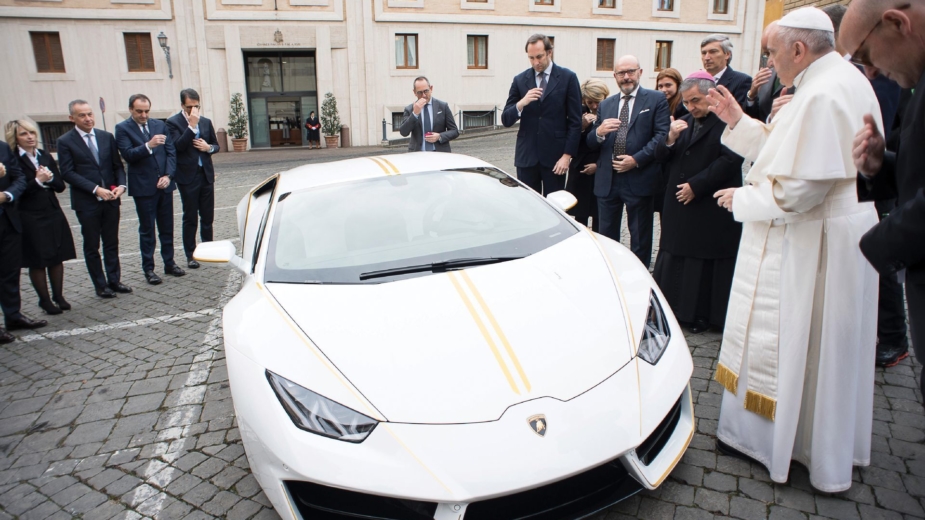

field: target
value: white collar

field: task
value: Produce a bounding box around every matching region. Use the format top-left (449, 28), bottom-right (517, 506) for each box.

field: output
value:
top-left (77, 127), bottom-right (95, 139)
top-left (18, 147), bottom-right (39, 158)
top-left (713, 67), bottom-right (728, 80)
top-left (536, 61), bottom-right (555, 77)
top-left (620, 85), bottom-right (641, 99)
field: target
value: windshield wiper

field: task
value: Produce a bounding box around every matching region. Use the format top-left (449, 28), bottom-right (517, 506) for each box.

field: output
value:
top-left (359, 256), bottom-right (522, 281)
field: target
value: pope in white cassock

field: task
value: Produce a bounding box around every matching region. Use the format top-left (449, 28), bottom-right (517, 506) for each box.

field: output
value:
top-left (707, 7), bottom-right (881, 492)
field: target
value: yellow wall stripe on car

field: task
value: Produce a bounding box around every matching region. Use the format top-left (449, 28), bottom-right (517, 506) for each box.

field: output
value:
top-left (367, 157), bottom-right (394, 176)
top-left (458, 270), bottom-right (532, 393)
top-left (447, 272), bottom-right (521, 395)
top-left (377, 156), bottom-right (401, 175)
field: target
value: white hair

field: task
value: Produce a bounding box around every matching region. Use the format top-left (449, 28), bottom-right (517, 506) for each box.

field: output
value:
top-left (776, 26), bottom-right (835, 54)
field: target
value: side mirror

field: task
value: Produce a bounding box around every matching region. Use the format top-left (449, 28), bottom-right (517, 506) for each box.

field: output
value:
top-left (193, 240), bottom-right (249, 273)
top-left (546, 190), bottom-right (578, 212)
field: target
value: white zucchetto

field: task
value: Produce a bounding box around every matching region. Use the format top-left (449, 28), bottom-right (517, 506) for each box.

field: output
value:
top-left (778, 7), bottom-right (835, 32)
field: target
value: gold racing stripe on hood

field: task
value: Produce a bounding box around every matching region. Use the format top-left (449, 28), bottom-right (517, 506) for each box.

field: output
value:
top-left (447, 271), bottom-right (521, 394)
top-left (367, 157), bottom-right (394, 176)
top-left (458, 270), bottom-right (532, 393)
top-left (377, 156), bottom-right (401, 175)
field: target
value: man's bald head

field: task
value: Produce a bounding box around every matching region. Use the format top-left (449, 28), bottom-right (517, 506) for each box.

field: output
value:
top-left (613, 55), bottom-right (642, 95)
top-left (761, 21), bottom-right (778, 52)
top-left (841, 0), bottom-right (925, 88)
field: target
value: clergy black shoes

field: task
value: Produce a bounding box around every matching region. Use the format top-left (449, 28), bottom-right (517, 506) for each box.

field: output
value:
top-left (688, 319), bottom-right (711, 334)
top-left (108, 282), bottom-right (133, 294)
top-left (187, 259), bottom-right (200, 269)
top-left (0, 328), bottom-right (14, 344)
top-left (5, 315), bottom-right (48, 331)
top-left (164, 265), bottom-right (186, 277)
top-left (145, 271), bottom-right (163, 285)
top-left (96, 286), bottom-right (117, 298)
top-left (716, 440), bottom-right (760, 466)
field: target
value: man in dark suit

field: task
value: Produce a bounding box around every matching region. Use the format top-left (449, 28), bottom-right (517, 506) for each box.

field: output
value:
top-left (166, 89), bottom-right (219, 269)
top-left (502, 34), bottom-right (582, 195)
top-left (587, 54), bottom-right (670, 268)
top-left (116, 94), bottom-right (184, 285)
top-left (57, 99), bottom-right (132, 299)
top-left (701, 34), bottom-right (752, 109)
top-left (843, 0), bottom-right (925, 395)
top-left (653, 73), bottom-right (743, 334)
top-left (399, 77), bottom-right (459, 153)
top-left (0, 141), bottom-right (45, 343)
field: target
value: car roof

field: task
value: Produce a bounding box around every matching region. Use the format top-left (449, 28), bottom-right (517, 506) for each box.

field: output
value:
top-left (275, 152), bottom-right (498, 193)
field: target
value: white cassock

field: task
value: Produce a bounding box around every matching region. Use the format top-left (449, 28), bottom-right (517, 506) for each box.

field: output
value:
top-left (714, 52), bottom-right (881, 492)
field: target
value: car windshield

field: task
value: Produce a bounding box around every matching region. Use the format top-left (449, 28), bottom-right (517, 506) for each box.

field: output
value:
top-left (264, 168), bottom-right (578, 283)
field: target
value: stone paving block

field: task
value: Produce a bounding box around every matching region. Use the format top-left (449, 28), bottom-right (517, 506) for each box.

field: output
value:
top-left (62, 489), bottom-right (108, 514)
top-left (638, 497), bottom-right (675, 520)
top-left (694, 488), bottom-right (729, 515)
top-left (105, 474), bottom-right (144, 496)
top-left (122, 393), bottom-right (165, 416)
top-left (857, 504), bottom-right (904, 520)
top-left (64, 420), bottom-right (116, 446)
top-left (191, 457), bottom-right (226, 480)
top-left (703, 470), bottom-right (737, 493)
top-left (183, 481), bottom-right (220, 507)
top-left (731, 496), bottom-right (768, 520)
top-left (232, 473), bottom-right (262, 498)
top-left (84, 500), bottom-right (127, 520)
top-left (50, 481), bottom-right (93, 506)
top-left (815, 496), bottom-right (860, 520)
top-left (860, 466), bottom-right (906, 492)
top-left (769, 505), bottom-right (809, 520)
top-left (211, 465), bottom-right (247, 490)
top-left (16, 427), bottom-right (69, 454)
top-left (20, 500), bottom-right (62, 520)
top-left (165, 472), bottom-right (202, 496)
top-left (775, 484), bottom-right (817, 513)
top-left (0, 395), bottom-right (52, 419)
top-left (111, 412), bottom-right (160, 439)
top-left (201, 489), bottom-right (242, 516)
top-left (873, 487), bottom-right (925, 516)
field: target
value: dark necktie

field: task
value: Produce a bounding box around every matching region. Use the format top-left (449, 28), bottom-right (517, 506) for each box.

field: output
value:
top-left (142, 124), bottom-right (150, 141)
top-left (539, 72), bottom-right (548, 100)
top-left (85, 134), bottom-right (100, 165)
top-left (613, 95), bottom-right (632, 158)
top-left (692, 118), bottom-right (705, 140)
top-left (423, 104), bottom-right (435, 152)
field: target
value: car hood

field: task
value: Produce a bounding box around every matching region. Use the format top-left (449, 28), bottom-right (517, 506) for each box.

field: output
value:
top-left (265, 233), bottom-right (636, 424)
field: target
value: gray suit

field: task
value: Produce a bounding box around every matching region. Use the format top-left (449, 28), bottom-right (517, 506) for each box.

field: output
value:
top-left (399, 98), bottom-right (459, 152)
top-left (744, 70), bottom-right (783, 123)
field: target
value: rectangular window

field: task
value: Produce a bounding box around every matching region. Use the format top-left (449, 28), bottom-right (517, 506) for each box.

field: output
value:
top-left (534, 0), bottom-right (554, 4)
top-left (38, 122), bottom-right (74, 153)
top-left (713, 0), bottom-right (728, 14)
top-left (395, 34), bottom-right (418, 69)
top-left (655, 41), bottom-right (672, 71)
top-left (30, 32), bottom-right (65, 73)
top-left (599, 0), bottom-right (616, 6)
top-left (596, 38), bottom-right (615, 72)
top-left (392, 112), bottom-right (405, 131)
top-left (463, 110), bottom-right (495, 129)
top-left (123, 33), bottom-right (156, 73)
top-left (657, 0), bottom-right (673, 10)
top-left (467, 35), bottom-right (488, 69)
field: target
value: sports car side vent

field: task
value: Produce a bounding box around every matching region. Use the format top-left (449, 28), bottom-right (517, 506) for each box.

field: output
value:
top-left (284, 480), bottom-right (437, 520)
top-left (464, 460), bottom-right (641, 519)
top-left (635, 395), bottom-right (683, 466)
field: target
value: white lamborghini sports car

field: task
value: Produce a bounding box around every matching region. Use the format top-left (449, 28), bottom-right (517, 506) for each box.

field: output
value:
top-left (194, 152), bottom-right (694, 520)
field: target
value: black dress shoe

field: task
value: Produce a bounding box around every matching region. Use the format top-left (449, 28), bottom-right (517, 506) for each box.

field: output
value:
top-left (164, 264), bottom-right (186, 277)
top-left (716, 439), bottom-right (761, 465)
top-left (38, 299), bottom-right (62, 315)
top-left (96, 286), bottom-right (117, 298)
top-left (876, 342), bottom-right (910, 368)
top-left (0, 328), bottom-right (14, 344)
top-left (145, 271), bottom-right (163, 285)
top-left (688, 319), bottom-right (711, 334)
top-left (5, 315), bottom-right (48, 331)
top-left (187, 259), bottom-right (200, 269)
top-left (53, 296), bottom-right (71, 311)
top-left (108, 282), bottom-right (133, 294)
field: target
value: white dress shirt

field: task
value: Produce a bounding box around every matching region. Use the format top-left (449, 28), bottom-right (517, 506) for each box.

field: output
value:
top-left (713, 67), bottom-right (728, 82)
top-left (597, 85), bottom-right (640, 143)
top-left (413, 101), bottom-right (435, 151)
top-left (517, 62), bottom-right (555, 117)
top-left (76, 127), bottom-right (126, 195)
top-left (18, 147), bottom-right (52, 188)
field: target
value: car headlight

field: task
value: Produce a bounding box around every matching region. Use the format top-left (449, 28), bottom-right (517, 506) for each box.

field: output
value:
top-left (638, 291), bottom-right (671, 365)
top-left (266, 370), bottom-right (378, 443)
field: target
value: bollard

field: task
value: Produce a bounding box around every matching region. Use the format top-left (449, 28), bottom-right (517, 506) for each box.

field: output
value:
top-left (216, 128), bottom-right (228, 153)
top-left (382, 118), bottom-right (387, 142)
top-left (341, 125), bottom-right (350, 148)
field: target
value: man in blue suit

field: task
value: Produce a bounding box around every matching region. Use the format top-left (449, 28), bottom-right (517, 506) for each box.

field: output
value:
top-left (502, 34), bottom-right (582, 195)
top-left (701, 35), bottom-right (753, 109)
top-left (588, 55), bottom-right (670, 268)
top-left (115, 94), bottom-right (185, 285)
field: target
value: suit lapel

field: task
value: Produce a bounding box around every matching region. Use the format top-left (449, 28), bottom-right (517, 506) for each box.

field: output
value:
top-left (542, 66), bottom-right (560, 101)
top-left (686, 113), bottom-right (719, 149)
top-left (627, 89), bottom-right (646, 132)
top-left (71, 130), bottom-right (99, 166)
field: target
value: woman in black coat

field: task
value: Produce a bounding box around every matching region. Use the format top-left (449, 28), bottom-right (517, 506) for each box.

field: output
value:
top-left (652, 76), bottom-right (743, 333)
top-left (565, 79), bottom-right (609, 231)
top-left (305, 111), bottom-right (321, 149)
top-left (6, 120), bottom-right (76, 315)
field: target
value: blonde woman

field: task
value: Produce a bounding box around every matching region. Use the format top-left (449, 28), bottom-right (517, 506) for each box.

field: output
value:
top-left (565, 78), bottom-right (609, 231)
top-left (6, 120), bottom-right (76, 315)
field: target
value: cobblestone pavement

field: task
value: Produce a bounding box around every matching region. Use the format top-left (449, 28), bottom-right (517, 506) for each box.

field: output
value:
top-left (0, 132), bottom-right (921, 519)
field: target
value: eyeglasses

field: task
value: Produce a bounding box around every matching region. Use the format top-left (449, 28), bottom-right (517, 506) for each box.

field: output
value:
top-left (415, 89), bottom-right (431, 96)
top-left (849, 4), bottom-right (910, 68)
top-left (615, 69), bottom-right (639, 77)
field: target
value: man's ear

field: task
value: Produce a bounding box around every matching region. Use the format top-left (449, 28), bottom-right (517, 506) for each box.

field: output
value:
top-left (883, 9), bottom-right (912, 37)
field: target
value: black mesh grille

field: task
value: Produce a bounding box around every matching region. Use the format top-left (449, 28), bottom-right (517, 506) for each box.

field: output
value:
top-left (635, 395), bottom-right (683, 466)
top-left (285, 480), bottom-right (437, 520)
top-left (463, 459), bottom-right (642, 520)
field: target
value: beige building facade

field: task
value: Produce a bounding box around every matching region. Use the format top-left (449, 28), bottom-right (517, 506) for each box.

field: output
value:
top-left (1, 0), bottom-right (765, 150)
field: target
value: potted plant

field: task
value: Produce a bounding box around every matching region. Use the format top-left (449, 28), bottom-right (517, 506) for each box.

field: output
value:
top-left (228, 93), bottom-right (249, 152)
top-left (321, 92), bottom-right (341, 149)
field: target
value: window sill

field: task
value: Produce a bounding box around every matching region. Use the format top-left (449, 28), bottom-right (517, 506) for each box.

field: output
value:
top-left (28, 72), bottom-right (74, 81)
top-left (461, 0), bottom-right (494, 9)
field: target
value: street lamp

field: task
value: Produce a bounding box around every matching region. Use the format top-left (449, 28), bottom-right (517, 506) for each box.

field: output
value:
top-left (157, 31), bottom-right (173, 79)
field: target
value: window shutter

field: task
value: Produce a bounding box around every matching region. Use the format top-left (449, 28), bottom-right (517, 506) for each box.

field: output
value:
top-left (125, 33), bottom-right (155, 72)
top-left (125, 34), bottom-right (141, 72)
top-left (31, 32), bottom-right (65, 73)
top-left (48, 33), bottom-right (65, 72)
top-left (139, 34), bottom-right (154, 71)
top-left (31, 32), bottom-right (50, 72)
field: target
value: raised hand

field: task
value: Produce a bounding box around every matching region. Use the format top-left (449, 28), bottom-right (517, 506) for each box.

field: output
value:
top-left (667, 116), bottom-right (689, 145)
top-left (706, 85), bottom-right (744, 129)
top-left (595, 118), bottom-right (621, 137)
top-left (852, 113), bottom-right (885, 177)
top-left (517, 88), bottom-right (544, 111)
top-left (768, 87), bottom-right (793, 123)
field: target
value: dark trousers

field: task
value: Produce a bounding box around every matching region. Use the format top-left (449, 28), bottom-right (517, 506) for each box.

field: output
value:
top-left (0, 216), bottom-right (22, 321)
top-left (875, 200), bottom-right (909, 347)
top-left (134, 190), bottom-right (175, 273)
top-left (907, 284), bottom-right (925, 397)
top-left (517, 165), bottom-right (566, 196)
top-left (75, 203), bottom-right (121, 290)
top-left (597, 183), bottom-right (654, 268)
top-left (178, 169), bottom-right (215, 259)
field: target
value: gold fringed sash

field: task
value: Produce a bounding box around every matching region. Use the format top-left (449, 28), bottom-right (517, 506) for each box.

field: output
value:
top-left (714, 362), bottom-right (739, 395)
top-left (745, 390), bottom-right (777, 421)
